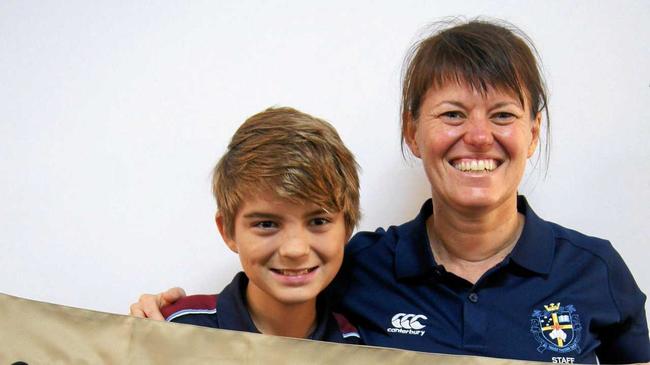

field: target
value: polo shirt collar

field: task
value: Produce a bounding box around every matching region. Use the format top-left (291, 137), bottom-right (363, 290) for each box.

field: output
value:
top-left (508, 195), bottom-right (555, 275)
top-left (216, 271), bottom-right (339, 341)
top-left (394, 196), bottom-right (555, 279)
top-left (395, 199), bottom-right (437, 279)
top-left (217, 272), bottom-right (260, 333)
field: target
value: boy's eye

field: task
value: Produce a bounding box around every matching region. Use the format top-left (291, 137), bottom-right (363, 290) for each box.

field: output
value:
top-left (310, 217), bottom-right (331, 226)
top-left (254, 221), bottom-right (277, 229)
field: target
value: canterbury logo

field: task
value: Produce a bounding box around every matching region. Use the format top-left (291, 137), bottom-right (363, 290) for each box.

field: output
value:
top-left (387, 313), bottom-right (427, 336)
top-left (391, 313), bottom-right (427, 329)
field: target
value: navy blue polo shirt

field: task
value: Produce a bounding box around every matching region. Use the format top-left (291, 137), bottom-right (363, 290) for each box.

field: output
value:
top-left (333, 196), bottom-right (649, 363)
top-left (162, 272), bottom-right (361, 344)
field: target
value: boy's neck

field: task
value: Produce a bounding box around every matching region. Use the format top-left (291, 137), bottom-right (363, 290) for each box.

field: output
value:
top-left (245, 281), bottom-right (318, 339)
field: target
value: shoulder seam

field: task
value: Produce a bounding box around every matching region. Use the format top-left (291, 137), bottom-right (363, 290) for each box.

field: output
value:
top-left (346, 229), bottom-right (389, 256)
top-left (552, 228), bottom-right (622, 321)
top-left (599, 249), bottom-right (622, 322)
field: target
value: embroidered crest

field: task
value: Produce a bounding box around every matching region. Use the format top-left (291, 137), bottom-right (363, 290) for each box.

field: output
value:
top-left (530, 302), bottom-right (582, 354)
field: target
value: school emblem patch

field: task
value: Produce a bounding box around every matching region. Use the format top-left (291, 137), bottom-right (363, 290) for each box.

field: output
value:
top-left (530, 302), bottom-right (582, 354)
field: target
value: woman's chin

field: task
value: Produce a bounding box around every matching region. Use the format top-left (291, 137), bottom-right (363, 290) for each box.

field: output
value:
top-left (440, 188), bottom-right (510, 212)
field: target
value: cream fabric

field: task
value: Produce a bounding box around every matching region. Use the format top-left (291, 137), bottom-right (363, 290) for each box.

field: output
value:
top-left (0, 292), bottom-right (628, 365)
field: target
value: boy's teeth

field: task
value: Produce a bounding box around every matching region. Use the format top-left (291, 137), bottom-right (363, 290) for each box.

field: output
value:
top-left (279, 268), bottom-right (313, 276)
top-left (453, 159), bottom-right (497, 172)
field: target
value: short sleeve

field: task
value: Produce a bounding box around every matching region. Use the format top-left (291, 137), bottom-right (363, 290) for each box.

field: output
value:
top-left (596, 245), bottom-right (649, 363)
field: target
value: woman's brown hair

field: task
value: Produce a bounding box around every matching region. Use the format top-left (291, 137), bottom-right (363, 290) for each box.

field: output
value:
top-left (401, 19), bottom-right (550, 168)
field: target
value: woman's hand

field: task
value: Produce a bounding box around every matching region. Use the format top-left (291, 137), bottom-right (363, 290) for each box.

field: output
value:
top-left (129, 287), bottom-right (186, 320)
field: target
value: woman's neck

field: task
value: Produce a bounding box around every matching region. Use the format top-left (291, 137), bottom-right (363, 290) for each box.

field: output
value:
top-left (246, 284), bottom-right (317, 339)
top-left (427, 196), bottom-right (524, 284)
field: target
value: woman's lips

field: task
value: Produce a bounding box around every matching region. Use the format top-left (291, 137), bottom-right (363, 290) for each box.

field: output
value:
top-left (450, 158), bottom-right (500, 172)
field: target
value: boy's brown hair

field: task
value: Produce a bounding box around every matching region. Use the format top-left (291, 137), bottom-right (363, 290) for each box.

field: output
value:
top-left (213, 107), bottom-right (360, 238)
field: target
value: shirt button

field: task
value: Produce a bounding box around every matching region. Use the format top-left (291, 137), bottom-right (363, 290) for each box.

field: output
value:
top-left (468, 292), bottom-right (479, 303)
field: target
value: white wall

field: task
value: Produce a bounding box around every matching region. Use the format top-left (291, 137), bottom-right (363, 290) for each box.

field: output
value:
top-left (1, 1), bottom-right (648, 322)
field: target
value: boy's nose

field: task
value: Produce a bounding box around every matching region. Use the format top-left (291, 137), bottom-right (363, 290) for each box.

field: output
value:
top-left (278, 230), bottom-right (311, 258)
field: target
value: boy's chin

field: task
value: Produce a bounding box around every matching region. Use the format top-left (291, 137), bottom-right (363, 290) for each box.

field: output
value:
top-left (271, 287), bottom-right (321, 306)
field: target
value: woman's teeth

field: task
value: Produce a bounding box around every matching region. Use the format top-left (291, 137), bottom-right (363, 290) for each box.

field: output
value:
top-left (453, 159), bottom-right (497, 172)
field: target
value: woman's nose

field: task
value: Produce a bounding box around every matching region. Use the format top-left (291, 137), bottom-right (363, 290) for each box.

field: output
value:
top-left (463, 116), bottom-right (494, 149)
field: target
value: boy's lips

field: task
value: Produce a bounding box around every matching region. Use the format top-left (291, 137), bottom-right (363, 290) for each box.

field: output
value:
top-left (270, 266), bottom-right (319, 276)
top-left (269, 266), bottom-right (320, 286)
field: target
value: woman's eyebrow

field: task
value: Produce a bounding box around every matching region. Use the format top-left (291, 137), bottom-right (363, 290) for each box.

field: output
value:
top-left (431, 100), bottom-right (466, 109)
top-left (490, 101), bottom-right (522, 109)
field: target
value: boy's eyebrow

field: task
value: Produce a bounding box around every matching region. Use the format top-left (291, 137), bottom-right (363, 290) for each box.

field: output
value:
top-left (241, 209), bottom-right (331, 220)
top-left (242, 212), bottom-right (281, 220)
top-left (304, 208), bottom-right (330, 217)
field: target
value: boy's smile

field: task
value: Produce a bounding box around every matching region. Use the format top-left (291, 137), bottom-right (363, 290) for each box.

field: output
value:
top-left (218, 194), bottom-right (348, 310)
top-left (270, 267), bottom-right (319, 286)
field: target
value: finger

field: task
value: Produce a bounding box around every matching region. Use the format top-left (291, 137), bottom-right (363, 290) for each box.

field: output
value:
top-left (137, 293), bottom-right (165, 320)
top-left (160, 287), bottom-right (186, 306)
top-left (129, 303), bottom-right (146, 318)
top-left (143, 305), bottom-right (165, 321)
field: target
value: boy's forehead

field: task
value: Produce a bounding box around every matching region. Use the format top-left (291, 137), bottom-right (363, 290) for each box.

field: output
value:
top-left (237, 193), bottom-right (331, 215)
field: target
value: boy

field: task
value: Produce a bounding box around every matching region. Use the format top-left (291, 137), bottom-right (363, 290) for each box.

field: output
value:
top-left (158, 107), bottom-right (360, 343)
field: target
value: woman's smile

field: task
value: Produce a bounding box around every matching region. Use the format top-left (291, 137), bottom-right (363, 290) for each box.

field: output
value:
top-left (450, 158), bottom-right (500, 173)
top-left (406, 82), bottom-right (539, 211)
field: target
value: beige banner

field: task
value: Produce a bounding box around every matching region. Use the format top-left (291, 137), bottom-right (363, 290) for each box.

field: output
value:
top-left (0, 292), bottom-right (609, 365)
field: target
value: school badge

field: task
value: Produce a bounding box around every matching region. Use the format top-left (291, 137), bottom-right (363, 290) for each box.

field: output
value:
top-left (530, 302), bottom-right (582, 354)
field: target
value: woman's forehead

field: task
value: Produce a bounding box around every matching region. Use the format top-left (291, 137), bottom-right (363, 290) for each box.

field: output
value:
top-left (426, 79), bottom-right (527, 108)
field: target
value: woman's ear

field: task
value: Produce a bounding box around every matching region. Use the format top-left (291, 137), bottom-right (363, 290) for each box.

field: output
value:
top-left (216, 213), bottom-right (238, 253)
top-left (404, 113), bottom-right (422, 158)
top-left (527, 112), bottom-right (542, 158)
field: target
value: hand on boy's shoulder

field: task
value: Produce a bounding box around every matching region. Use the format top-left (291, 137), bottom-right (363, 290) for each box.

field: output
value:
top-left (129, 287), bottom-right (186, 320)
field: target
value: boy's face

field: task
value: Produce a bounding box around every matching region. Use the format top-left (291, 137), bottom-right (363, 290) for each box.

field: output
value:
top-left (218, 194), bottom-right (348, 308)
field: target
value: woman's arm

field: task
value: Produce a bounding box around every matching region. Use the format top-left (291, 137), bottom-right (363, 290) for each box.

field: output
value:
top-left (129, 287), bottom-right (186, 320)
top-left (596, 246), bottom-right (649, 363)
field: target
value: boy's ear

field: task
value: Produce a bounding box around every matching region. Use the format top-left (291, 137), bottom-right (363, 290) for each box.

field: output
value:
top-left (216, 213), bottom-right (238, 253)
top-left (345, 230), bottom-right (353, 244)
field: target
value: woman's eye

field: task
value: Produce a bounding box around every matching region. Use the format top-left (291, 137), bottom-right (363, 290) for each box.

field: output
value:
top-left (492, 112), bottom-right (517, 123)
top-left (438, 111), bottom-right (465, 125)
top-left (440, 111), bottom-right (464, 119)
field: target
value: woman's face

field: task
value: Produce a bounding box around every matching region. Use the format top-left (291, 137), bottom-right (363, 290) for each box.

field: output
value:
top-left (405, 82), bottom-right (540, 212)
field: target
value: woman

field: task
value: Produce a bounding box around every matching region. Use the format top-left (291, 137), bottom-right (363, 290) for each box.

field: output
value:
top-left (131, 19), bottom-right (649, 363)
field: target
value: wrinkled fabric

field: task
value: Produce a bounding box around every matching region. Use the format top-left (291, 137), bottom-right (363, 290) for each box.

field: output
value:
top-left (1, 293), bottom-right (638, 365)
